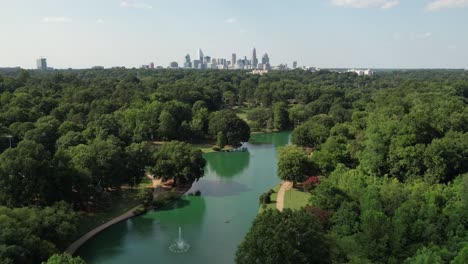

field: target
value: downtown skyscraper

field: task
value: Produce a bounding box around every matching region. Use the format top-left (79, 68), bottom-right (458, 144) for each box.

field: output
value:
top-left (251, 48), bottom-right (258, 69)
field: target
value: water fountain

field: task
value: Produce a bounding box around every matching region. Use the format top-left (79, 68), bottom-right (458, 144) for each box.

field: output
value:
top-left (169, 227), bottom-right (190, 253)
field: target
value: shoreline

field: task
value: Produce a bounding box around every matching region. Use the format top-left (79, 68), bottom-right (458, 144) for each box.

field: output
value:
top-left (64, 181), bottom-right (193, 256)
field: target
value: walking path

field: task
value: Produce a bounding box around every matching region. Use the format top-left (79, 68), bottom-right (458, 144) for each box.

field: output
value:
top-left (276, 181), bottom-right (293, 211)
top-left (65, 204), bottom-right (141, 255)
top-left (65, 175), bottom-right (185, 256)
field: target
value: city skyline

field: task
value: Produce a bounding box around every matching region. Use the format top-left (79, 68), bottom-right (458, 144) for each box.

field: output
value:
top-left (1, 0), bottom-right (468, 69)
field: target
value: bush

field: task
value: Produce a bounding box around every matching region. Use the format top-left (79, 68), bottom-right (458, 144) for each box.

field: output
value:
top-left (133, 205), bottom-right (148, 215)
top-left (137, 188), bottom-right (154, 206)
top-left (153, 191), bottom-right (178, 208)
top-left (212, 146), bottom-right (221, 151)
top-left (259, 192), bottom-right (272, 205)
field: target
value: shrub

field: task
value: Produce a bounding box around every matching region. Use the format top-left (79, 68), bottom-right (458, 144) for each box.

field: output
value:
top-left (153, 191), bottom-right (178, 208)
top-left (137, 188), bottom-right (154, 206)
top-left (212, 146), bottom-right (221, 151)
top-left (134, 205), bottom-right (148, 215)
top-left (259, 192), bottom-right (272, 205)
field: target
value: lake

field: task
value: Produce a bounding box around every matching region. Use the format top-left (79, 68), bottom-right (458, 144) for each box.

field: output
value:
top-left (78, 131), bottom-right (291, 264)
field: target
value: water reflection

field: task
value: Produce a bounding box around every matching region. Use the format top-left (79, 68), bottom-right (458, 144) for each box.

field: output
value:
top-left (190, 180), bottom-right (250, 197)
top-left (249, 131), bottom-right (291, 146)
top-left (205, 151), bottom-right (250, 178)
top-left (144, 196), bottom-right (207, 226)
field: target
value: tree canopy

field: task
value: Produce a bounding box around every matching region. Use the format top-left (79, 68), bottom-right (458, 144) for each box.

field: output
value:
top-left (150, 141), bottom-right (206, 186)
top-left (236, 209), bottom-right (330, 264)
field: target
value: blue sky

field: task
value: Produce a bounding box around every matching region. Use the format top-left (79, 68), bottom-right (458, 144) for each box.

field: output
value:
top-left (1, 0), bottom-right (467, 69)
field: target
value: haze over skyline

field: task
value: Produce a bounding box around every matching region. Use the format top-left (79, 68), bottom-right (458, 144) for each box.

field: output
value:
top-left (1, 0), bottom-right (468, 69)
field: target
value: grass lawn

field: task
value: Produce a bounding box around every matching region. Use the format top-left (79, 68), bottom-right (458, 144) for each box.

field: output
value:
top-left (75, 177), bottom-right (152, 240)
top-left (258, 185), bottom-right (281, 214)
top-left (192, 142), bottom-right (234, 153)
top-left (283, 188), bottom-right (311, 210)
top-left (234, 107), bottom-right (250, 121)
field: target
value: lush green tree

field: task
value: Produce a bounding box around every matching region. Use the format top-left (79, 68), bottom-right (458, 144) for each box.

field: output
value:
top-left (158, 110), bottom-right (178, 140)
top-left (246, 107), bottom-right (272, 131)
top-left (68, 135), bottom-right (126, 189)
top-left (217, 131), bottom-right (226, 148)
top-left (0, 202), bottom-right (78, 264)
top-left (42, 254), bottom-right (86, 264)
top-left (277, 145), bottom-right (311, 183)
top-left (236, 209), bottom-right (330, 264)
top-left (190, 107), bottom-right (209, 138)
top-left (292, 120), bottom-right (331, 148)
top-left (150, 141), bottom-right (206, 186)
top-left (0, 140), bottom-right (51, 206)
top-left (208, 110), bottom-right (250, 146)
top-left (273, 102), bottom-right (290, 130)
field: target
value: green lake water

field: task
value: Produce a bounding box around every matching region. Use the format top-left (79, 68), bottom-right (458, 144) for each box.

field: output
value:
top-left (77, 131), bottom-right (291, 264)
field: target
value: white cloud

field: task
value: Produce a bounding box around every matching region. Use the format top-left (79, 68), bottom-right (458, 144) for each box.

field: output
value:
top-left (120, 0), bottom-right (152, 10)
top-left (426, 0), bottom-right (468, 11)
top-left (225, 17), bottom-right (238, 24)
top-left (42, 17), bottom-right (72, 23)
top-left (331, 0), bottom-right (399, 9)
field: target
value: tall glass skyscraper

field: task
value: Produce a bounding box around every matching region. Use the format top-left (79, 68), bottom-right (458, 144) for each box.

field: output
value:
top-left (251, 48), bottom-right (258, 68)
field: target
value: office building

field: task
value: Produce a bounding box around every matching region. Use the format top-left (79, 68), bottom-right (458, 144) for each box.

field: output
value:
top-left (293, 61), bottom-right (298, 69)
top-left (36, 57), bottom-right (47, 71)
top-left (231, 53), bottom-right (237, 68)
top-left (198, 49), bottom-right (204, 64)
top-left (262, 53), bottom-right (270, 65)
top-left (251, 48), bottom-right (258, 68)
top-left (193, 60), bottom-right (200, 69)
top-left (184, 54), bottom-right (192, 68)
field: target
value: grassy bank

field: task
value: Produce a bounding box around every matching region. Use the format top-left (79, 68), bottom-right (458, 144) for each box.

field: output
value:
top-left (258, 185), bottom-right (311, 213)
top-left (283, 188), bottom-right (311, 210)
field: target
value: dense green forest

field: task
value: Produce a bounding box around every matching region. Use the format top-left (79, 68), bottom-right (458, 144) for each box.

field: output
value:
top-left (1, 68), bottom-right (467, 263)
top-left (236, 70), bottom-right (468, 263)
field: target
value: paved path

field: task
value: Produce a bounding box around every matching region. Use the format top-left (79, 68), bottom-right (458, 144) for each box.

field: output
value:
top-left (65, 205), bottom-right (140, 255)
top-left (65, 176), bottom-right (190, 256)
top-left (276, 181), bottom-right (293, 212)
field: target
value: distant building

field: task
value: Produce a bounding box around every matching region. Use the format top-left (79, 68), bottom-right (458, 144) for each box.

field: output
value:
top-left (149, 62), bottom-right (155, 69)
top-left (198, 48), bottom-right (204, 64)
top-left (193, 60), bottom-right (200, 69)
top-left (169, 62), bottom-right (179, 68)
top-left (36, 57), bottom-right (47, 71)
top-left (184, 54), bottom-right (192, 68)
top-left (293, 61), bottom-right (298, 69)
top-left (277, 64), bottom-right (288, 71)
top-left (251, 48), bottom-right (258, 68)
top-left (347, 69), bottom-right (375, 76)
top-left (262, 53), bottom-right (270, 66)
top-left (231, 53), bottom-right (237, 68)
top-left (250, 69), bottom-right (269, 75)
